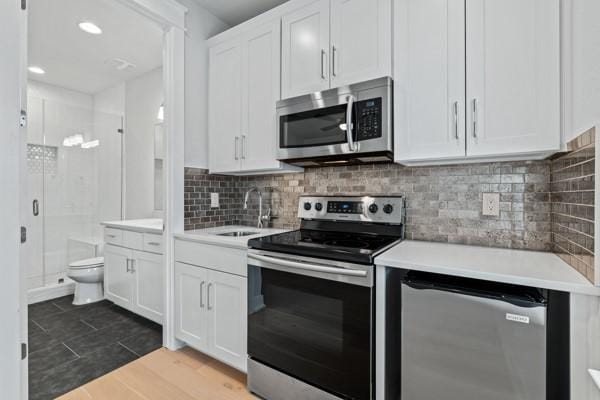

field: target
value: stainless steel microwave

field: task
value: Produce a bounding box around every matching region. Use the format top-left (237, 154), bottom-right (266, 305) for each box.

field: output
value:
top-left (276, 77), bottom-right (393, 167)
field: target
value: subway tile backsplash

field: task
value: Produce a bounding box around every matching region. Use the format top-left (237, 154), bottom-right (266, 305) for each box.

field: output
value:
top-left (185, 161), bottom-right (553, 251)
top-left (550, 127), bottom-right (596, 283)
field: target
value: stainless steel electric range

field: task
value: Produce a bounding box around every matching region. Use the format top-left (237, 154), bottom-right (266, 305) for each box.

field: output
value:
top-left (246, 195), bottom-right (405, 400)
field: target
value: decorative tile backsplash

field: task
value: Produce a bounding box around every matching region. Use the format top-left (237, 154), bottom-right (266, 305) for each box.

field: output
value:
top-left (550, 127), bottom-right (596, 283)
top-left (185, 161), bottom-right (553, 251)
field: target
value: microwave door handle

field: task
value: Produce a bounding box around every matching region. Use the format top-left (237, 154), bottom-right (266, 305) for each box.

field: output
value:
top-left (346, 95), bottom-right (357, 152)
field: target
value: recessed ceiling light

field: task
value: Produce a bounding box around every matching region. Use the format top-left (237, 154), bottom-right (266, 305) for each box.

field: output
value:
top-left (28, 66), bottom-right (45, 74)
top-left (78, 21), bottom-right (102, 35)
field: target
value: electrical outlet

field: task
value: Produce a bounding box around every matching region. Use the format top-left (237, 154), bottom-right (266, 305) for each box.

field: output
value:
top-left (210, 193), bottom-right (220, 208)
top-left (482, 193), bottom-right (500, 216)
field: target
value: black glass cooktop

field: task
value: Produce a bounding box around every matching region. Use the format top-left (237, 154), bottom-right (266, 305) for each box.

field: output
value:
top-left (248, 229), bottom-right (402, 265)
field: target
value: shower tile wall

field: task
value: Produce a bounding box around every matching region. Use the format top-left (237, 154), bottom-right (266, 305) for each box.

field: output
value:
top-left (185, 161), bottom-right (553, 251)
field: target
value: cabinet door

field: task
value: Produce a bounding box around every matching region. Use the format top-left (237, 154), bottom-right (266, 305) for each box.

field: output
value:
top-left (330, 0), bottom-right (391, 87)
top-left (208, 39), bottom-right (243, 173)
top-left (466, 0), bottom-right (560, 157)
top-left (104, 244), bottom-right (133, 307)
top-left (175, 262), bottom-right (209, 351)
top-left (240, 20), bottom-right (282, 172)
top-left (133, 251), bottom-right (163, 324)
top-left (281, 0), bottom-right (330, 99)
top-left (394, 0), bottom-right (466, 163)
top-left (207, 269), bottom-right (247, 371)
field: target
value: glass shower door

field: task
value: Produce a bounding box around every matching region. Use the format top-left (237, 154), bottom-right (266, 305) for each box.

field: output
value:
top-left (25, 91), bottom-right (123, 290)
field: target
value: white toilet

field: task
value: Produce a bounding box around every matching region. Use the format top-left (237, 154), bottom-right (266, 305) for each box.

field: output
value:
top-left (67, 257), bottom-right (105, 305)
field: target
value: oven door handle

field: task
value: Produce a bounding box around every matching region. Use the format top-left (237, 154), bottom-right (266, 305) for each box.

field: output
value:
top-left (248, 253), bottom-right (367, 277)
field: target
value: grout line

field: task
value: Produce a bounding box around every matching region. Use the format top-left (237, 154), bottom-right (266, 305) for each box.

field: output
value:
top-left (552, 232), bottom-right (595, 256)
top-left (62, 342), bottom-right (81, 358)
top-left (31, 319), bottom-right (47, 333)
top-left (549, 173), bottom-right (595, 183)
top-left (551, 157), bottom-right (595, 174)
top-left (79, 319), bottom-right (99, 331)
top-left (117, 341), bottom-right (141, 358)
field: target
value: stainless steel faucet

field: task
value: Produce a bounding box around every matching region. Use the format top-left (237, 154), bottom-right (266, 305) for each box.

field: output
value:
top-left (244, 188), bottom-right (271, 229)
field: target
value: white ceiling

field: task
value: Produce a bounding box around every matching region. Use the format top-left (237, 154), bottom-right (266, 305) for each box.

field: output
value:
top-left (194, 0), bottom-right (289, 26)
top-left (28, 0), bottom-right (163, 94)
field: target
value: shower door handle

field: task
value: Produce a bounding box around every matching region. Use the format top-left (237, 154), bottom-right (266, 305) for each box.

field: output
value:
top-left (33, 199), bottom-right (39, 216)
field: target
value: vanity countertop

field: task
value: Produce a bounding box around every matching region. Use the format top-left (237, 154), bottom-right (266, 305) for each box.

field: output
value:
top-left (101, 219), bottom-right (163, 234)
top-left (375, 240), bottom-right (600, 295)
top-left (174, 225), bottom-right (289, 250)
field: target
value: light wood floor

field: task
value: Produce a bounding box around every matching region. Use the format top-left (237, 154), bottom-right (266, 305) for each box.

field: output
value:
top-left (57, 347), bottom-right (258, 400)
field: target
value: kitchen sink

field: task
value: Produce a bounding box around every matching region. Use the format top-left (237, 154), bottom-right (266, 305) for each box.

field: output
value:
top-left (217, 231), bottom-right (259, 237)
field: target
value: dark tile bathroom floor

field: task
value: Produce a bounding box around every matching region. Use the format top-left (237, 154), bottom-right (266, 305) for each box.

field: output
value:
top-left (28, 295), bottom-right (162, 400)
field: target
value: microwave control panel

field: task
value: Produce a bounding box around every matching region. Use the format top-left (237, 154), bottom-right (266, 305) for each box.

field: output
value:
top-left (355, 98), bottom-right (382, 141)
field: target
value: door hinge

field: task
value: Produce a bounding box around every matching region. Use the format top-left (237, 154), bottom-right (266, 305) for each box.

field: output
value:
top-left (21, 343), bottom-right (27, 360)
top-left (117, 128), bottom-right (124, 134)
top-left (20, 110), bottom-right (27, 128)
top-left (20, 226), bottom-right (26, 244)
top-left (21, 0), bottom-right (26, 10)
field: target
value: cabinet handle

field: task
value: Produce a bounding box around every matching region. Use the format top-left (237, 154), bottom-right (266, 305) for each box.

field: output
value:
top-left (207, 283), bottom-right (213, 310)
top-left (126, 259), bottom-right (130, 273)
top-left (332, 45), bottom-right (337, 77)
top-left (471, 98), bottom-right (478, 138)
top-left (234, 136), bottom-right (240, 160)
top-left (33, 199), bottom-right (39, 216)
top-left (199, 281), bottom-right (205, 308)
top-left (130, 259), bottom-right (135, 273)
top-left (241, 135), bottom-right (246, 160)
top-left (453, 101), bottom-right (459, 140)
top-left (106, 234), bottom-right (116, 238)
top-left (321, 49), bottom-right (327, 79)
top-left (147, 242), bottom-right (161, 246)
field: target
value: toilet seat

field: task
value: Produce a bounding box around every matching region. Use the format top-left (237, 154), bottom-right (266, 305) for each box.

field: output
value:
top-left (69, 257), bottom-right (104, 269)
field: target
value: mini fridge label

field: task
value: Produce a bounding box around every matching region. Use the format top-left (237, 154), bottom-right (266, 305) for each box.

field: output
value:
top-left (506, 313), bottom-right (530, 324)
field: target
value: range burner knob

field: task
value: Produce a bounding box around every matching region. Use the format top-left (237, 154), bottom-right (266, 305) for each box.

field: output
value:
top-left (314, 202), bottom-right (323, 211)
top-left (303, 202), bottom-right (312, 211)
top-left (383, 204), bottom-right (394, 214)
top-left (368, 204), bottom-right (378, 214)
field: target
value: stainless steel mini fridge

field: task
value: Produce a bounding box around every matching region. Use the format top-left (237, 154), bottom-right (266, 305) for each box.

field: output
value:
top-left (401, 272), bottom-right (547, 400)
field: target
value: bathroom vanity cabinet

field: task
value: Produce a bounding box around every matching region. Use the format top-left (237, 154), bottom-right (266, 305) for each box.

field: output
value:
top-left (103, 225), bottom-right (164, 324)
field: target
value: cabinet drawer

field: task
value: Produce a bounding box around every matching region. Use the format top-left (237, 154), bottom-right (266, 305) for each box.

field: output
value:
top-left (123, 231), bottom-right (144, 251)
top-left (104, 228), bottom-right (123, 246)
top-left (175, 239), bottom-right (247, 277)
top-left (143, 233), bottom-right (164, 254)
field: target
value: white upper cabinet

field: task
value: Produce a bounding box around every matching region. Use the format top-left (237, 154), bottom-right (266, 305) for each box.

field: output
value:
top-left (281, 0), bottom-right (330, 99)
top-left (282, 0), bottom-right (392, 99)
top-left (465, 0), bottom-right (560, 157)
top-left (330, 0), bottom-right (391, 87)
top-left (208, 39), bottom-right (243, 173)
top-left (241, 21), bottom-right (282, 172)
top-left (395, 0), bottom-right (560, 164)
top-left (394, 0), bottom-right (466, 163)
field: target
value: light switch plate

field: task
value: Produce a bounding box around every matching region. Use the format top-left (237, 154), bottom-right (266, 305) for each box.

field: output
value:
top-left (482, 193), bottom-right (500, 216)
top-left (210, 193), bottom-right (219, 208)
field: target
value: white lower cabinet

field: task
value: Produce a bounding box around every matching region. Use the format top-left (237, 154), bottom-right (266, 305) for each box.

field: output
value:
top-left (174, 242), bottom-right (248, 372)
top-left (104, 236), bottom-right (164, 324)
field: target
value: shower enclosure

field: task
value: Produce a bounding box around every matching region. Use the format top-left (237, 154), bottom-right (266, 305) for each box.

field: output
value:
top-left (25, 85), bottom-right (123, 301)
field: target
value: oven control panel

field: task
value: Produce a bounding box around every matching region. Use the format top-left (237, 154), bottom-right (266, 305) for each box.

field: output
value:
top-left (299, 195), bottom-right (405, 224)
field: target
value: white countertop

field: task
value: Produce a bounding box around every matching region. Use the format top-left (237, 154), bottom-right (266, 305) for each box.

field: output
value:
top-left (101, 218), bottom-right (163, 234)
top-left (174, 225), bottom-right (290, 250)
top-left (375, 240), bottom-right (600, 295)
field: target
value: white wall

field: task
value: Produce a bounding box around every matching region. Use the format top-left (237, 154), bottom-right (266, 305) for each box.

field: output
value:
top-left (124, 67), bottom-right (163, 219)
top-left (564, 0), bottom-right (600, 142)
top-left (177, 0), bottom-right (229, 168)
top-left (93, 83), bottom-right (125, 235)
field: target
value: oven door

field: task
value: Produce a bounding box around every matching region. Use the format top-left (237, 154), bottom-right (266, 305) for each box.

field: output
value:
top-left (277, 77), bottom-right (393, 163)
top-left (247, 250), bottom-right (374, 400)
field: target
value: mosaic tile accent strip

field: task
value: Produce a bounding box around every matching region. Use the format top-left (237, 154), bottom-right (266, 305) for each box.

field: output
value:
top-left (550, 127), bottom-right (596, 283)
top-left (185, 161), bottom-right (553, 251)
top-left (27, 144), bottom-right (58, 175)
